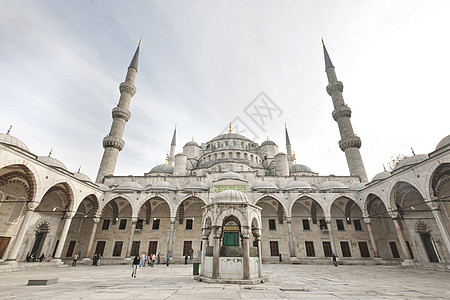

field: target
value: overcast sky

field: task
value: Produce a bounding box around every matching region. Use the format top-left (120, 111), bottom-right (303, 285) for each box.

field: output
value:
top-left (1, 0), bottom-right (449, 182)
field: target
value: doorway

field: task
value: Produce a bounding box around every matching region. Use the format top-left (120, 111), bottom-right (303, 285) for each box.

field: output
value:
top-left (420, 233), bottom-right (439, 262)
top-left (0, 237), bottom-right (11, 259)
top-left (31, 223), bottom-right (50, 256)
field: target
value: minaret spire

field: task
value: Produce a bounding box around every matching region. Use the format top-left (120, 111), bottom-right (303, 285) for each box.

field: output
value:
top-left (96, 42), bottom-right (140, 183)
top-left (168, 125), bottom-right (177, 167)
top-left (323, 40), bottom-right (368, 182)
top-left (285, 122), bottom-right (294, 167)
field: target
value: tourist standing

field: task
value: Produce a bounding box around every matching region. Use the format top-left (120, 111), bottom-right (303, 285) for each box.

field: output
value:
top-left (140, 253), bottom-right (146, 267)
top-left (184, 254), bottom-right (188, 265)
top-left (189, 248), bottom-right (194, 260)
top-left (151, 253), bottom-right (156, 267)
top-left (166, 252), bottom-right (171, 266)
top-left (39, 253), bottom-right (45, 262)
top-left (157, 253), bottom-right (160, 265)
top-left (72, 253), bottom-right (79, 266)
top-left (132, 255), bottom-right (140, 278)
top-left (332, 253), bottom-right (338, 267)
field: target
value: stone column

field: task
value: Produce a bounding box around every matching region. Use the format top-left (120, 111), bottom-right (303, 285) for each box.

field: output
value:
top-left (5, 201), bottom-right (39, 262)
top-left (167, 217), bottom-right (176, 255)
top-left (126, 217), bottom-right (138, 257)
top-left (364, 218), bottom-right (380, 257)
top-left (242, 227), bottom-right (250, 279)
top-left (327, 219), bottom-right (337, 256)
top-left (85, 217), bottom-right (100, 259)
top-left (52, 211), bottom-right (76, 261)
top-left (253, 228), bottom-right (263, 278)
top-left (431, 208), bottom-right (450, 256)
top-left (392, 218), bottom-right (412, 259)
top-left (200, 228), bottom-right (211, 276)
top-left (286, 217), bottom-right (295, 257)
top-left (212, 226), bottom-right (221, 279)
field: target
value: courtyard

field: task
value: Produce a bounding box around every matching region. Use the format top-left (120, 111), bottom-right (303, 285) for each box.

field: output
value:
top-left (0, 263), bottom-right (448, 299)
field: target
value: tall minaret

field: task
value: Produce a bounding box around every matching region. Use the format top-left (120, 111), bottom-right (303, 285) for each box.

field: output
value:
top-left (96, 42), bottom-right (140, 183)
top-left (168, 125), bottom-right (176, 167)
top-left (322, 40), bottom-right (368, 182)
top-left (285, 123), bottom-right (294, 167)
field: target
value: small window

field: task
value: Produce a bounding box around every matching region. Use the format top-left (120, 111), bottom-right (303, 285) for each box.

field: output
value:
top-left (113, 241), bottom-right (123, 257)
top-left (136, 219), bottom-right (144, 230)
top-left (269, 219), bottom-right (276, 230)
top-left (305, 241), bottom-right (315, 257)
top-left (183, 241), bottom-right (192, 256)
top-left (340, 241), bottom-right (352, 257)
top-left (358, 242), bottom-right (370, 258)
top-left (302, 219), bottom-right (310, 230)
top-left (323, 241), bottom-right (332, 257)
top-left (152, 219), bottom-right (160, 230)
top-left (270, 241), bottom-right (279, 256)
top-left (353, 219), bottom-right (362, 231)
top-left (186, 219), bottom-right (193, 230)
top-left (119, 219), bottom-right (127, 230)
top-left (336, 219), bottom-right (345, 231)
top-left (102, 219), bottom-right (110, 230)
top-left (130, 241), bottom-right (140, 256)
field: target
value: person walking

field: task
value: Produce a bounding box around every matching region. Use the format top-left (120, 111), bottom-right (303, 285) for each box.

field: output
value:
top-left (132, 255), bottom-right (140, 278)
top-left (92, 254), bottom-right (97, 266)
top-left (189, 248), bottom-right (194, 260)
top-left (166, 252), bottom-right (171, 267)
top-left (157, 253), bottom-right (160, 265)
top-left (140, 253), bottom-right (146, 267)
top-left (39, 253), bottom-right (45, 262)
top-left (184, 253), bottom-right (188, 265)
top-left (151, 253), bottom-right (156, 267)
top-left (72, 253), bottom-right (79, 267)
top-left (332, 253), bottom-right (338, 267)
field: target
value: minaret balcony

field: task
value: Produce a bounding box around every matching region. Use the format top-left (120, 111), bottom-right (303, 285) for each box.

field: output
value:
top-left (326, 81), bottom-right (343, 96)
top-left (119, 82), bottom-right (136, 96)
top-left (112, 107), bottom-right (131, 121)
top-left (332, 105), bottom-right (352, 121)
top-left (339, 136), bottom-right (361, 151)
top-left (103, 135), bottom-right (125, 151)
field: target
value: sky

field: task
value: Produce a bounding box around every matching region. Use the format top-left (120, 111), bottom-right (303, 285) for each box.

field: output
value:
top-left (1, 0), bottom-right (449, 182)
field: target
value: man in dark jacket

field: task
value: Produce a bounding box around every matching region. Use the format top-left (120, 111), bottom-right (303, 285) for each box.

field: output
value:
top-left (132, 255), bottom-right (140, 278)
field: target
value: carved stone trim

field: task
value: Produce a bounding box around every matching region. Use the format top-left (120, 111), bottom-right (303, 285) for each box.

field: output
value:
top-left (102, 136), bottom-right (125, 151)
top-left (119, 82), bottom-right (136, 96)
top-left (339, 136), bottom-right (362, 151)
top-left (326, 81), bottom-right (343, 96)
top-left (112, 107), bottom-right (131, 122)
top-left (332, 105), bottom-right (352, 121)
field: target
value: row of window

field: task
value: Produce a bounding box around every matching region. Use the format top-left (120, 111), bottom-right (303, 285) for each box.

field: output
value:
top-left (268, 240), bottom-right (370, 258)
top-left (101, 219), bottom-right (194, 231)
top-left (199, 151), bottom-right (262, 165)
top-left (267, 219), bottom-right (363, 231)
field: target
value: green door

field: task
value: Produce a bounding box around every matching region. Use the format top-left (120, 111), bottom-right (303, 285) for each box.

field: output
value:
top-left (223, 232), bottom-right (239, 246)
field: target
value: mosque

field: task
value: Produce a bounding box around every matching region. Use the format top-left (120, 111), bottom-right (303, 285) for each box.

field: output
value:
top-left (0, 41), bottom-right (449, 272)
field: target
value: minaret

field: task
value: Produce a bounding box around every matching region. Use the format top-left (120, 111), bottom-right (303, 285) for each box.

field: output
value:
top-left (285, 123), bottom-right (294, 167)
top-left (168, 125), bottom-right (176, 167)
top-left (96, 42), bottom-right (140, 183)
top-left (322, 40), bottom-right (368, 182)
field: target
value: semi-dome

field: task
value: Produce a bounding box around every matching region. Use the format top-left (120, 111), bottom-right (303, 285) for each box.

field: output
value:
top-left (74, 172), bottom-right (92, 182)
top-left (284, 181), bottom-right (313, 191)
top-left (115, 181), bottom-right (143, 191)
top-left (251, 181), bottom-right (278, 191)
top-left (146, 181), bottom-right (177, 191)
top-left (290, 164), bottom-right (314, 173)
top-left (212, 189), bottom-right (249, 204)
top-left (0, 133), bottom-right (30, 152)
top-left (148, 164), bottom-right (174, 174)
top-left (351, 182), bottom-right (367, 191)
top-left (210, 133), bottom-right (252, 142)
top-left (371, 171), bottom-right (391, 182)
top-left (395, 154), bottom-right (428, 170)
top-left (96, 183), bottom-right (112, 191)
top-left (217, 171), bottom-right (245, 181)
top-left (37, 155), bottom-right (67, 170)
top-left (184, 141), bottom-right (200, 147)
top-left (260, 140), bottom-right (277, 147)
top-left (317, 181), bottom-right (348, 192)
top-left (184, 181), bottom-right (210, 191)
top-left (436, 135), bottom-right (450, 150)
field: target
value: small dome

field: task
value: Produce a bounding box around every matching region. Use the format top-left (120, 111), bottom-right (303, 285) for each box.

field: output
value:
top-left (212, 190), bottom-right (249, 204)
top-left (37, 155), bottom-right (67, 170)
top-left (0, 133), bottom-right (30, 152)
top-left (217, 171), bottom-right (245, 181)
top-left (146, 181), bottom-right (177, 191)
top-left (395, 154), bottom-right (428, 170)
top-left (149, 164), bottom-right (174, 174)
top-left (436, 135), bottom-right (450, 150)
top-left (74, 172), bottom-right (92, 182)
top-left (184, 181), bottom-right (210, 191)
top-left (184, 141), bottom-right (200, 147)
top-left (317, 181), bottom-right (348, 191)
top-left (96, 183), bottom-right (112, 191)
top-left (274, 152), bottom-right (286, 156)
top-left (284, 181), bottom-right (313, 191)
top-left (371, 171), bottom-right (391, 182)
top-left (261, 140), bottom-right (277, 147)
top-left (115, 181), bottom-right (143, 191)
top-left (351, 182), bottom-right (367, 191)
top-left (290, 164), bottom-right (314, 173)
top-left (251, 181), bottom-right (278, 191)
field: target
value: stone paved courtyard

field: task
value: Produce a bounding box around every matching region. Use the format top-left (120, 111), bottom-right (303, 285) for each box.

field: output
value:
top-left (0, 263), bottom-right (448, 299)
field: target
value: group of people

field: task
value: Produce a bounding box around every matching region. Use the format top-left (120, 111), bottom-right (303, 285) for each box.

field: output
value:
top-left (26, 252), bottom-right (45, 262)
top-left (92, 254), bottom-right (101, 266)
top-left (184, 248), bottom-right (194, 264)
top-left (131, 252), bottom-right (171, 278)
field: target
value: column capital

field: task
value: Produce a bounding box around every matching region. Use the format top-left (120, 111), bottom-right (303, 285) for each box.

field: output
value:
top-left (363, 217), bottom-right (371, 224)
top-left (212, 226), bottom-right (222, 238)
top-left (93, 217), bottom-right (101, 223)
top-left (131, 217), bottom-right (138, 224)
top-left (65, 211), bottom-right (76, 218)
top-left (27, 201), bottom-right (39, 211)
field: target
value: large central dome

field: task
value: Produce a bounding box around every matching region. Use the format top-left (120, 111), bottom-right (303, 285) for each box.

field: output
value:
top-left (210, 133), bottom-right (252, 142)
